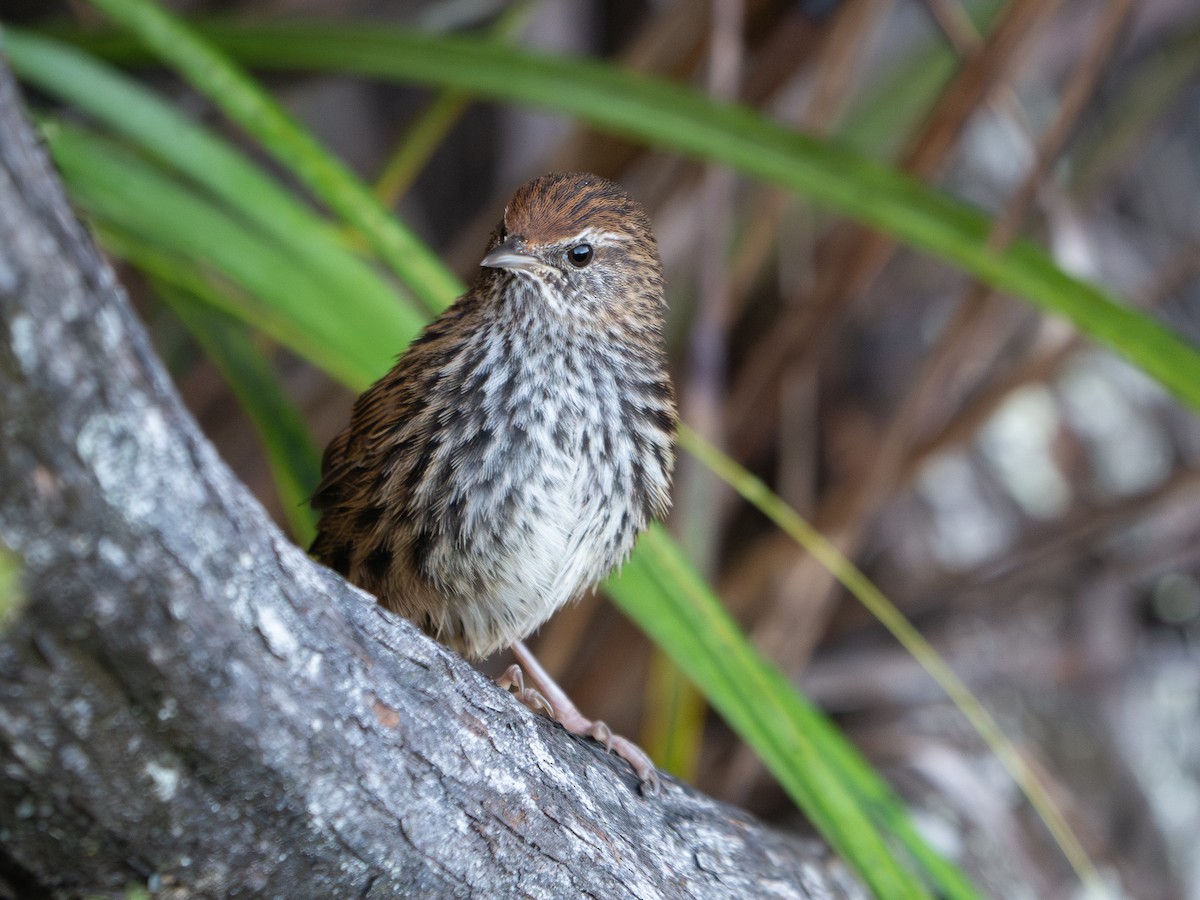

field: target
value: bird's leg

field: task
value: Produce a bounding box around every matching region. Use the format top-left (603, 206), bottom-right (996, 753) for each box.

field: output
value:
top-left (500, 640), bottom-right (661, 795)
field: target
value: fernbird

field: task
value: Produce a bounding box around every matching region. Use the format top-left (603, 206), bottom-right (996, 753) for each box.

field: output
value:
top-left (311, 172), bottom-right (676, 790)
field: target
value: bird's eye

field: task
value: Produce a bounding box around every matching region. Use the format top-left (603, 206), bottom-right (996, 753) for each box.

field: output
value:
top-left (567, 243), bottom-right (594, 268)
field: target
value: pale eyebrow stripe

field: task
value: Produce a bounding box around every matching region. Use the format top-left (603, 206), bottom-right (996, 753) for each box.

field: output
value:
top-left (575, 227), bottom-right (630, 246)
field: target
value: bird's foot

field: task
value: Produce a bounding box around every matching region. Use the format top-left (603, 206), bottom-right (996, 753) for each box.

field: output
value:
top-left (577, 719), bottom-right (661, 795)
top-left (496, 664), bottom-right (554, 718)
top-left (506, 641), bottom-right (662, 795)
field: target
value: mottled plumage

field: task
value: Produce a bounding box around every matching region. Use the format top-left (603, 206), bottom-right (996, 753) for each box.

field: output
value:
top-left (311, 172), bottom-right (675, 661)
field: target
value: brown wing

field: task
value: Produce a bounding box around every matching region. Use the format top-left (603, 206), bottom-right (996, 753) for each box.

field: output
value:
top-left (307, 364), bottom-right (415, 570)
top-left (308, 289), bottom-right (484, 570)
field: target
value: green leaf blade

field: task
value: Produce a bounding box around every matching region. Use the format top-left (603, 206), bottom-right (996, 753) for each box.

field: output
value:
top-left (61, 19), bottom-right (1200, 415)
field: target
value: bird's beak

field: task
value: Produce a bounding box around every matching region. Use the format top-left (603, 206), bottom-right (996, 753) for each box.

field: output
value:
top-left (481, 238), bottom-right (542, 272)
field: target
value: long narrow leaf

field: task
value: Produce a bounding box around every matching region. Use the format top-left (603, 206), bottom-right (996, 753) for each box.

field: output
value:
top-left (609, 528), bottom-right (974, 900)
top-left (53, 19), bottom-right (1200, 415)
top-left (71, 0), bottom-right (461, 313)
top-left (680, 426), bottom-right (1100, 894)
top-left (0, 546), bottom-right (22, 628)
top-left (371, 1), bottom-right (533, 205)
top-left (5, 30), bottom-right (425, 327)
top-left (45, 121), bottom-right (410, 386)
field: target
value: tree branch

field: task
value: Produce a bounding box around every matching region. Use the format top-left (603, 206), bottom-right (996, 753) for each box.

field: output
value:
top-left (0, 49), bottom-right (860, 899)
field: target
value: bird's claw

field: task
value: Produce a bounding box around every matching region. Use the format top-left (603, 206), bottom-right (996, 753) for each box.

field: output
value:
top-left (587, 720), bottom-right (613, 751)
top-left (496, 664), bottom-right (555, 718)
top-left (587, 719), bottom-right (661, 795)
top-left (503, 646), bottom-right (663, 796)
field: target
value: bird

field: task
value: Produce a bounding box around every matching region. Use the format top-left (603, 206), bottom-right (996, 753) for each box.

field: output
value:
top-left (310, 171), bottom-right (676, 790)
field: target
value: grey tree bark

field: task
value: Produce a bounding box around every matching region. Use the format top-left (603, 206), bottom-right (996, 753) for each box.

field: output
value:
top-left (0, 51), bottom-right (862, 900)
